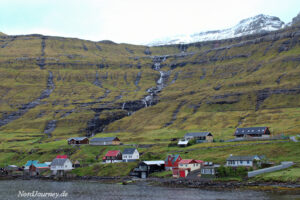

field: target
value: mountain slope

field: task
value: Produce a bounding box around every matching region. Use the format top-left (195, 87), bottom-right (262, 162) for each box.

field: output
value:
top-left (148, 14), bottom-right (285, 46)
top-left (0, 24), bottom-right (300, 177)
top-left (0, 24), bottom-right (299, 143)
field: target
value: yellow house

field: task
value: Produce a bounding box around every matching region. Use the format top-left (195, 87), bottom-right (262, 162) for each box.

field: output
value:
top-left (177, 159), bottom-right (203, 178)
top-left (184, 132), bottom-right (213, 143)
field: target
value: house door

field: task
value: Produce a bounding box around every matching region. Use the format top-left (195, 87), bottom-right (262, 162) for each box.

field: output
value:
top-left (179, 170), bottom-right (186, 178)
top-left (141, 172), bottom-right (147, 179)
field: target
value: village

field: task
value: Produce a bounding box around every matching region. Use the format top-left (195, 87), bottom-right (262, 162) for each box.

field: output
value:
top-left (0, 126), bottom-right (296, 181)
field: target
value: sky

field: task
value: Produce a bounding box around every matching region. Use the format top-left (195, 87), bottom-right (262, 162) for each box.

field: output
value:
top-left (0, 0), bottom-right (299, 44)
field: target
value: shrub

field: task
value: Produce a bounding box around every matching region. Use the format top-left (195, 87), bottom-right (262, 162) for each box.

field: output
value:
top-left (188, 139), bottom-right (196, 146)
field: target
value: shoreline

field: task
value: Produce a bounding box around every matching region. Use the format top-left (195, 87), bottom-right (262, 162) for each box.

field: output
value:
top-left (1, 175), bottom-right (300, 192)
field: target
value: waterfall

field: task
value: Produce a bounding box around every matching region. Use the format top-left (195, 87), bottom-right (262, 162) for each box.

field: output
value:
top-left (142, 99), bottom-right (148, 108)
top-left (141, 55), bottom-right (170, 108)
top-left (122, 102), bottom-right (126, 110)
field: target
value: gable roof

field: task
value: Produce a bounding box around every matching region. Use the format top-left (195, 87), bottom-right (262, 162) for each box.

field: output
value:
top-left (184, 132), bottom-right (212, 137)
top-left (90, 137), bottom-right (119, 142)
top-left (123, 148), bottom-right (137, 155)
top-left (105, 150), bottom-right (121, 157)
top-left (195, 160), bottom-right (204, 164)
top-left (165, 154), bottom-right (181, 164)
top-left (51, 158), bottom-right (70, 167)
top-left (234, 127), bottom-right (268, 136)
top-left (25, 160), bottom-right (39, 167)
top-left (67, 137), bottom-right (88, 141)
top-left (179, 159), bottom-right (198, 164)
top-left (226, 155), bottom-right (261, 161)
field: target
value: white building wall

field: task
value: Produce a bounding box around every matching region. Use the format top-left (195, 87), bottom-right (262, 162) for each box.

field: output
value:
top-left (122, 150), bottom-right (139, 162)
top-left (50, 159), bottom-right (73, 171)
top-left (226, 160), bottom-right (253, 167)
top-left (179, 163), bottom-right (201, 171)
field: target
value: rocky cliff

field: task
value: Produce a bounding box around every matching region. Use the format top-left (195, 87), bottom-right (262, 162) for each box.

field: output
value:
top-left (0, 21), bottom-right (300, 145)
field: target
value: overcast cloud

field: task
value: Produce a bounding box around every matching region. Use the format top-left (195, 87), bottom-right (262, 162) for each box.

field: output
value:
top-left (0, 0), bottom-right (299, 44)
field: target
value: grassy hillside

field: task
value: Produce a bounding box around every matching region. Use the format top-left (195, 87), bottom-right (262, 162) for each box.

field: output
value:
top-left (0, 26), bottom-right (300, 180)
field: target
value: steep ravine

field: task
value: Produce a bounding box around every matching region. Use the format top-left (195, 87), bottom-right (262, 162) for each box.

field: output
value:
top-left (0, 71), bottom-right (55, 128)
top-left (85, 56), bottom-right (172, 136)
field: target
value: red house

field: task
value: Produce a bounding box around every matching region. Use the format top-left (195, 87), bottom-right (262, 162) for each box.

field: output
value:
top-left (165, 154), bottom-right (182, 170)
top-left (102, 150), bottom-right (122, 163)
top-left (173, 159), bottom-right (203, 178)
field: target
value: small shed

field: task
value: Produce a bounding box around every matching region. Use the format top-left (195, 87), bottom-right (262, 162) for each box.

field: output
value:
top-left (29, 163), bottom-right (49, 176)
top-left (73, 160), bottom-right (81, 168)
top-left (90, 137), bottom-right (121, 146)
top-left (184, 132), bottom-right (213, 143)
top-left (68, 137), bottom-right (89, 145)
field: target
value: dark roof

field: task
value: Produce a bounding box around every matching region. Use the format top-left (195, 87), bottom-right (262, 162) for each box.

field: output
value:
top-left (226, 155), bottom-right (261, 161)
top-left (235, 127), bottom-right (268, 136)
top-left (184, 132), bottom-right (212, 137)
top-left (123, 148), bottom-right (137, 155)
top-left (51, 158), bottom-right (69, 167)
top-left (90, 137), bottom-right (119, 142)
top-left (67, 137), bottom-right (88, 141)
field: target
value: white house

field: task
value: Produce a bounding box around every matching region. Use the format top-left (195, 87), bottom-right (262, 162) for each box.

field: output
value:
top-left (122, 148), bottom-right (139, 162)
top-left (50, 158), bottom-right (73, 176)
top-left (226, 155), bottom-right (262, 167)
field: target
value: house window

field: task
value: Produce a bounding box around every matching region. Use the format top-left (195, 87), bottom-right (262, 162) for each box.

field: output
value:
top-left (65, 165), bottom-right (67, 168)
top-left (247, 161), bottom-right (250, 164)
top-left (240, 161), bottom-right (243, 164)
top-left (124, 156), bottom-right (127, 158)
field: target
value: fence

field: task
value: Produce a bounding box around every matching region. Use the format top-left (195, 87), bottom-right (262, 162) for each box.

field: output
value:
top-left (248, 161), bottom-right (294, 177)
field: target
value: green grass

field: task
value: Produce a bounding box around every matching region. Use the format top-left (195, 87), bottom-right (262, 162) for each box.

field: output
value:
top-left (252, 166), bottom-right (300, 182)
top-left (71, 162), bottom-right (138, 177)
top-left (149, 170), bottom-right (173, 178)
top-left (0, 30), bottom-right (300, 181)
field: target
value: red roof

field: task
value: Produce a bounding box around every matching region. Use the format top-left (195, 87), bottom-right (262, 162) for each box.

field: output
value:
top-left (105, 150), bottom-right (121, 157)
top-left (56, 155), bottom-right (68, 159)
top-left (195, 160), bottom-right (204, 164)
top-left (178, 159), bottom-right (197, 164)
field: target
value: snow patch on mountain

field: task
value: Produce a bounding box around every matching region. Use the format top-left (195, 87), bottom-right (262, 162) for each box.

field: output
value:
top-left (148, 14), bottom-right (285, 46)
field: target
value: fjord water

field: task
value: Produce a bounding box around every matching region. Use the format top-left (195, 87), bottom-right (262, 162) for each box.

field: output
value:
top-left (0, 180), bottom-right (299, 200)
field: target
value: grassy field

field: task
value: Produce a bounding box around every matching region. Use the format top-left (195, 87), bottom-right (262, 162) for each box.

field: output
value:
top-left (0, 26), bottom-right (300, 181)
